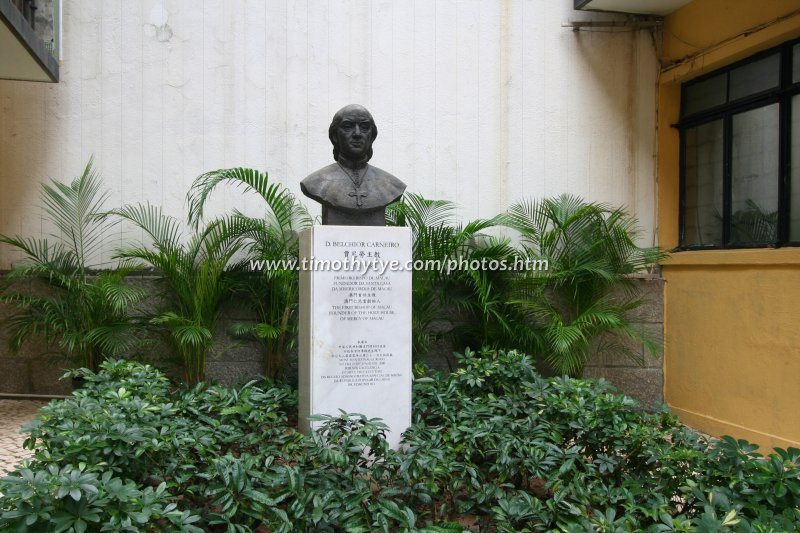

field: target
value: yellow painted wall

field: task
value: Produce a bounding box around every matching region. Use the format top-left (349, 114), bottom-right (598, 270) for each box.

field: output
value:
top-left (658, 1), bottom-right (800, 451)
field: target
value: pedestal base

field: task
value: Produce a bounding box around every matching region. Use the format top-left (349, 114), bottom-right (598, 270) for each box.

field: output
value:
top-left (298, 225), bottom-right (412, 449)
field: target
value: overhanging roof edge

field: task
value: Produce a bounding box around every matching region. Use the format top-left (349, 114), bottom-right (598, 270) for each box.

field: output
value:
top-left (0, 0), bottom-right (59, 82)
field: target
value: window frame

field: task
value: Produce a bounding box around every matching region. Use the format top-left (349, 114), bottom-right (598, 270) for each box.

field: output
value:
top-left (677, 38), bottom-right (800, 250)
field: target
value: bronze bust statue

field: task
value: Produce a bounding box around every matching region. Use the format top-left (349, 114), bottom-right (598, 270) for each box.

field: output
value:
top-left (300, 104), bottom-right (406, 226)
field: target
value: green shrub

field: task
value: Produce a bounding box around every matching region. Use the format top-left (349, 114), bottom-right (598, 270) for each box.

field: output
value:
top-left (1, 355), bottom-right (798, 532)
top-left (387, 193), bottom-right (526, 362)
top-left (110, 204), bottom-right (254, 386)
top-left (0, 465), bottom-right (200, 533)
top-left (506, 195), bottom-right (667, 377)
top-left (0, 160), bottom-right (146, 373)
top-left (186, 167), bottom-right (313, 380)
top-left (2, 181), bottom-right (667, 383)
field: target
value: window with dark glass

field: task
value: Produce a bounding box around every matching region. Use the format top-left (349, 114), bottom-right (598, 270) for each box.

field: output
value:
top-left (678, 39), bottom-right (800, 249)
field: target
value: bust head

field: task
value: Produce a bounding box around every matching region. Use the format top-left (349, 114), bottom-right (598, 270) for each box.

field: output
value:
top-left (328, 104), bottom-right (378, 164)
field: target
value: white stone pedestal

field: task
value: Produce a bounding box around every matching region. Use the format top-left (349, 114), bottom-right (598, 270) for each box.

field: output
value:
top-left (298, 225), bottom-right (412, 449)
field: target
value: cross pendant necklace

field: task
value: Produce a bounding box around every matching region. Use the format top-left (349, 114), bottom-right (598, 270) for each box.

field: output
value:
top-left (338, 162), bottom-right (368, 208)
top-left (349, 189), bottom-right (367, 207)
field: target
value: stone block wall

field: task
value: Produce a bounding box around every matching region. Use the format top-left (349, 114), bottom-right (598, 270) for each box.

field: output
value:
top-left (0, 274), bottom-right (271, 395)
top-left (0, 275), bottom-right (73, 396)
top-left (0, 274), bottom-right (664, 403)
top-left (583, 274), bottom-right (665, 407)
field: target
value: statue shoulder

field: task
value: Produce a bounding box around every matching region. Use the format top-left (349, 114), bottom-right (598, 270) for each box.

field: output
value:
top-left (300, 163), bottom-right (340, 199)
top-left (369, 165), bottom-right (407, 197)
top-left (301, 163), bottom-right (339, 188)
top-left (300, 162), bottom-right (406, 209)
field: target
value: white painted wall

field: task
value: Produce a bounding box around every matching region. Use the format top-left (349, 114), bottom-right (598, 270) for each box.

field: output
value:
top-left (0, 0), bottom-right (659, 269)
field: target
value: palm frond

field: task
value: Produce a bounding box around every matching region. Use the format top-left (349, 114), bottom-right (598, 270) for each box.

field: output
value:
top-left (229, 322), bottom-right (281, 340)
top-left (39, 157), bottom-right (113, 268)
top-left (388, 193), bottom-right (459, 231)
top-left (109, 203), bottom-right (183, 252)
top-left (502, 194), bottom-right (668, 376)
top-left (187, 167), bottom-right (312, 232)
top-left (182, 168), bottom-right (313, 379)
top-left (0, 160), bottom-right (141, 371)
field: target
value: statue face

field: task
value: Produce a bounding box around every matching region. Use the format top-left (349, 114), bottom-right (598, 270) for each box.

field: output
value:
top-left (334, 109), bottom-right (374, 160)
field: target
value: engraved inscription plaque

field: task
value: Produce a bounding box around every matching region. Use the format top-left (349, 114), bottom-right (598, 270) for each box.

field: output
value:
top-left (298, 225), bottom-right (412, 449)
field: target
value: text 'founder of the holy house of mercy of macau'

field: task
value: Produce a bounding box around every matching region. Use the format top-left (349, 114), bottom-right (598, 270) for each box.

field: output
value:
top-left (300, 104), bottom-right (407, 226)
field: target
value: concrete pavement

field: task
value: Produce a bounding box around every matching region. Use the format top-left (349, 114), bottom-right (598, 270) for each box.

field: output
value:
top-left (0, 400), bottom-right (47, 476)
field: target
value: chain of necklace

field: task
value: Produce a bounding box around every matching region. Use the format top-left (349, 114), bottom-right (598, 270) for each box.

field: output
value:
top-left (337, 161), bottom-right (367, 189)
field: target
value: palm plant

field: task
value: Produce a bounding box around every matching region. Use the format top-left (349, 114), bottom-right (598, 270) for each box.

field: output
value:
top-left (387, 194), bottom-right (530, 361)
top-left (505, 194), bottom-right (667, 377)
top-left (110, 204), bottom-right (246, 385)
top-left (186, 167), bottom-right (313, 379)
top-left (730, 199), bottom-right (778, 243)
top-left (0, 160), bottom-right (145, 372)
